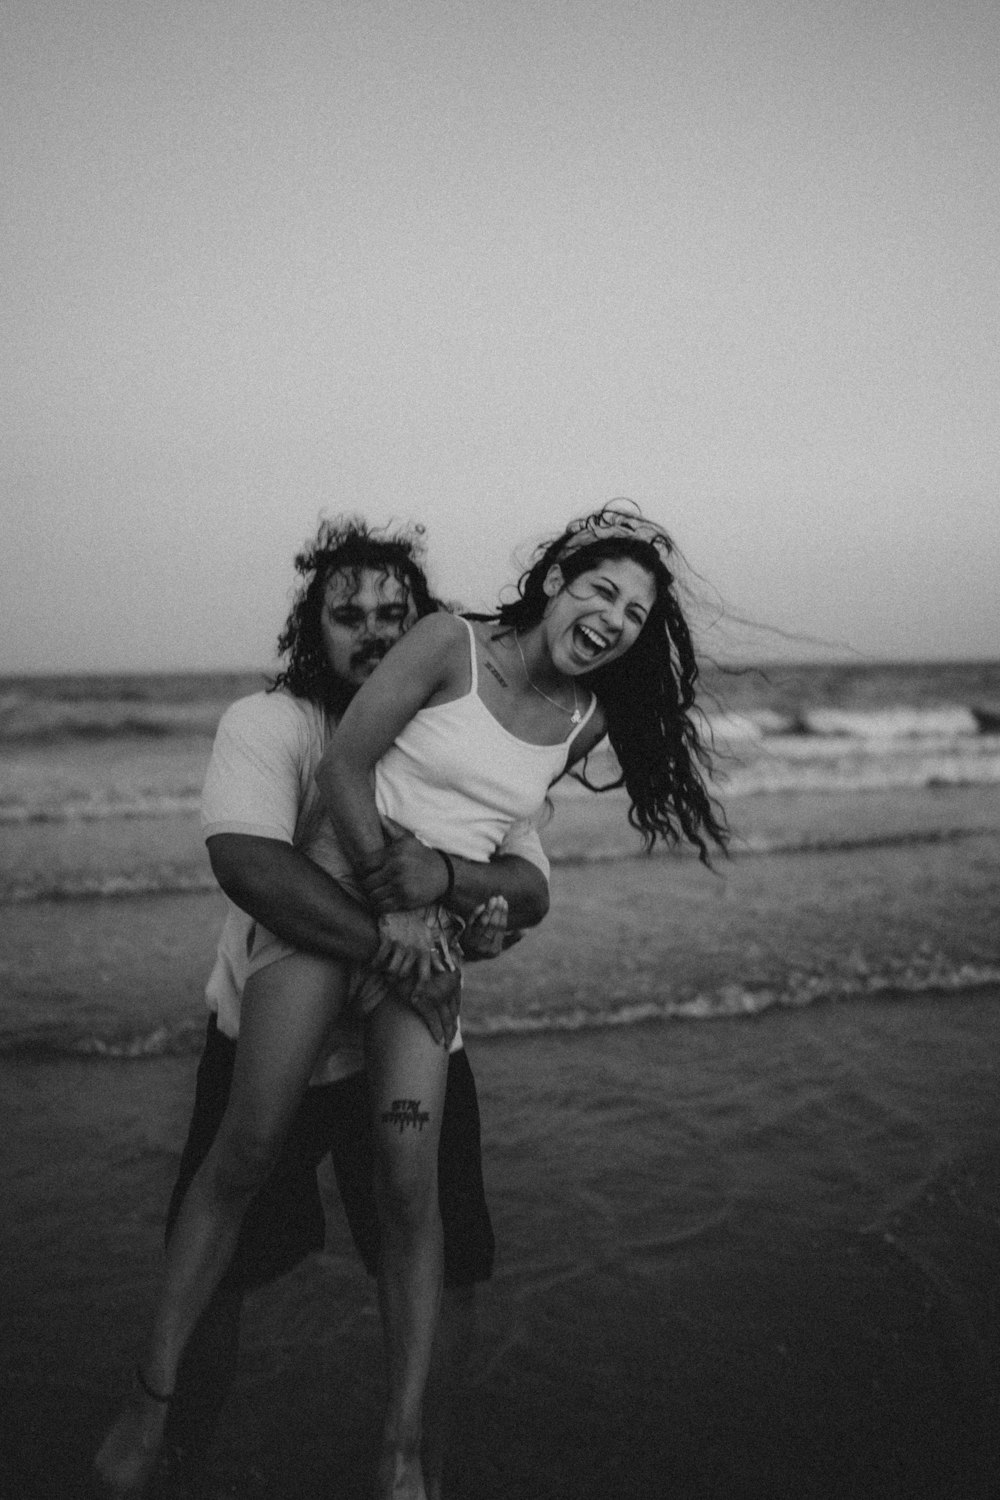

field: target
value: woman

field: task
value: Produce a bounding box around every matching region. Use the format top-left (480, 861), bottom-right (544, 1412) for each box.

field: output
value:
top-left (96, 502), bottom-right (726, 1500)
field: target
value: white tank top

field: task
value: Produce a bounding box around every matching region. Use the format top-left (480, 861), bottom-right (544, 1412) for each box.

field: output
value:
top-left (375, 617), bottom-right (597, 861)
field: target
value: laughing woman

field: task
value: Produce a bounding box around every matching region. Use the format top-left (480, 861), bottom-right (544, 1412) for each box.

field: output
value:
top-left (310, 499), bottom-right (728, 1495)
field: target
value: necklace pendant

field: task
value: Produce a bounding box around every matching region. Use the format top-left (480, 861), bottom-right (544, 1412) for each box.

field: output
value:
top-left (571, 707), bottom-right (582, 724)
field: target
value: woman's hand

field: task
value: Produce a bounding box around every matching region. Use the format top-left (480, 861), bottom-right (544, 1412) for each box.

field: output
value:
top-left (373, 908), bottom-right (457, 988)
top-left (461, 896), bottom-right (511, 961)
top-left (356, 818), bottom-right (451, 915)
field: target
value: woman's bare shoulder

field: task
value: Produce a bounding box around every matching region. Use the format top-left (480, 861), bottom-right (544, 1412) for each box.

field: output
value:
top-left (392, 609), bottom-right (469, 658)
top-left (410, 609), bottom-right (470, 643)
top-left (386, 610), bottom-right (473, 694)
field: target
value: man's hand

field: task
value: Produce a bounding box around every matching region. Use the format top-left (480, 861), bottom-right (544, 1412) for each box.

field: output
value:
top-left (357, 817), bottom-right (449, 915)
top-left (373, 908), bottom-right (456, 988)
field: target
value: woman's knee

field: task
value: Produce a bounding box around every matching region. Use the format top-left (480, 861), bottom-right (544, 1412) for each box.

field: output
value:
top-left (373, 1133), bottom-right (439, 1230)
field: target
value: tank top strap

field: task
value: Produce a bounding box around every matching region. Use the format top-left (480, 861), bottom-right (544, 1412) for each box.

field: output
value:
top-left (458, 613), bottom-right (594, 748)
top-left (458, 615), bottom-right (479, 695)
top-left (566, 691), bottom-right (599, 746)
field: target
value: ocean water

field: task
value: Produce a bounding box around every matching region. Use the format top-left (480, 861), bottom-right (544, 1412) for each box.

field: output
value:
top-left (2, 659), bottom-right (1000, 1056)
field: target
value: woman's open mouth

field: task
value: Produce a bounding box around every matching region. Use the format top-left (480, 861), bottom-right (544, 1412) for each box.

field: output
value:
top-left (573, 623), bottom-right (610, 662)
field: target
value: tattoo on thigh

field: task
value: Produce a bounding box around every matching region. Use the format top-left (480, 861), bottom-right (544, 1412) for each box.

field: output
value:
top-left (381, 1098), bottom-right (430, 1132)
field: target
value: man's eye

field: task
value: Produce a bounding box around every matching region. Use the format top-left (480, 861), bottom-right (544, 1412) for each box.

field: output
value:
top-left (329, 612), bottom-right (362, 627)
top-left (378, 609), bottom-right (408, 624)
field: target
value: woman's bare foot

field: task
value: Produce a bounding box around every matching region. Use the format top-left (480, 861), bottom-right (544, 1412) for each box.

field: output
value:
top-left (94, 1371), bottom-right (171, 1498)
top-left (374, 1444), bottom-right (427, 1500)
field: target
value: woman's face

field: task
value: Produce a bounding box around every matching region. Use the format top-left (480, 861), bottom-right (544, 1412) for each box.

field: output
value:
top-left (542, 556), bottom-right (657, 675)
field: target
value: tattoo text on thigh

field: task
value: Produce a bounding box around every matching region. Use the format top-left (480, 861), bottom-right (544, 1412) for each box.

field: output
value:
top-left (382, 1098), bottom-right (430, 1132)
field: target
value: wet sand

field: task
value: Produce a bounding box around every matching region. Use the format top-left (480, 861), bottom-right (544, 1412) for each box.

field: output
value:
top-left (3, 985), bottom-right (1000, 1499)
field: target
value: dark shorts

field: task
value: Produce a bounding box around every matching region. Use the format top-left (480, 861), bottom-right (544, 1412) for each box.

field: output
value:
top-left (166, 1016), bottom-right (495, 1291)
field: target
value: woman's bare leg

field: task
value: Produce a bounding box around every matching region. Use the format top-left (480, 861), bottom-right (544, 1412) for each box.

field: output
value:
top-left (365, 991), bottom-right (451, 1500)
top-left (422, 1284), bottom-right (476, 1500)
top-left (95, 954), bottom-right (349, 1498)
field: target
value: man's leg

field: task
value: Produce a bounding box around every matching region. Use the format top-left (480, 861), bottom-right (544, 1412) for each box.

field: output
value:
top-left (421, 1047), bottom-right (494, 1500)
top-left (159, 1022), bottom-right (249, 1467)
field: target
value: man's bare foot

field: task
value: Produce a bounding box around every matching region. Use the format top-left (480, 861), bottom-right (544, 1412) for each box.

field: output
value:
top-left (374, 1444), bottom-right (427, 1500)
top-left (94, 1373), bottom-right (171, 1498)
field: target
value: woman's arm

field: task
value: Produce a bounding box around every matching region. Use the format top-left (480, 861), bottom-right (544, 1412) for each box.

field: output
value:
top-left (316, 613), bottom-right (471, 987)
top-left (315, 609), bottom-right (468, 871)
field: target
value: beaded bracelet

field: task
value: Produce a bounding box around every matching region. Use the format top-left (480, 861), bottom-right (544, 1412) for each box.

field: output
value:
top-left (436, 848), bottom-right (456, 905)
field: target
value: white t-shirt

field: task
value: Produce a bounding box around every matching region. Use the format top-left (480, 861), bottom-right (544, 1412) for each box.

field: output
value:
top-left (201, 690), bottom-right (550, 1083)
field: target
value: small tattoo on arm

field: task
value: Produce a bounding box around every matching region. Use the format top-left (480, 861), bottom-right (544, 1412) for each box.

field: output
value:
top-left (381, 1099), bottom-right (430, 1132)
top-left (484, 660), bottom-right (509, 689)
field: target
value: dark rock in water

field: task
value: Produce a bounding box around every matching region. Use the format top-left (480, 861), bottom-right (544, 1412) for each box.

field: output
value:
top-left (971, 705), bottom-right (1000, 733)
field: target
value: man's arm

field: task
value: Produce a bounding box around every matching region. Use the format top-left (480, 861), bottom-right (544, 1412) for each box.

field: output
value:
top-left (206, 833), bottom-right (381, 965)
top-left (203, 696), bottom-right (384, 966)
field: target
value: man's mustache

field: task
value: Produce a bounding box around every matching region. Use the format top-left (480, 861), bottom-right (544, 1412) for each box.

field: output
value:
top-left (351, 640), bottom-right (393, 669)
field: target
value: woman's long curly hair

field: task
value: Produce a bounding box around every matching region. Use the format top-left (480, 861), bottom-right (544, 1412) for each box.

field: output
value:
top-left (496, 504), bottom-right (728, 864)
top-left (269, 515), bottom-right (438, 716)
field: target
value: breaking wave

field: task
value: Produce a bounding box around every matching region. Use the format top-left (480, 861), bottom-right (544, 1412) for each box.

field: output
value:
top-left (3, 822), bottom-right (997, 906)
top-left (5, 956), bottom-right (1000, 1059)
top-left (0, 793), bottom-right (203, 826)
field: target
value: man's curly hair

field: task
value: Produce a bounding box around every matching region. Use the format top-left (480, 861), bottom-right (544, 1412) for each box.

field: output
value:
top-left (269, 515), bottom-right (439, 715)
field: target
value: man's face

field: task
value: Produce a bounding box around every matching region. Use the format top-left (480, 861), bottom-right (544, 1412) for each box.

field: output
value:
top-left (320, 567), bottom-right (419, 690)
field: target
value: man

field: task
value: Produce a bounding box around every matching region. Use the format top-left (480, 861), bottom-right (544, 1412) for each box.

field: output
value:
top-left (156, 518), bottom-right (549, 1498)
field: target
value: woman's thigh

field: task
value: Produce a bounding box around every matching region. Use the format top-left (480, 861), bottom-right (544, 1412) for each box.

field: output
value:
top-left (224, 953), bottom-right (352, 1148)
top-left (365, 998), bottom-right (450, 1195)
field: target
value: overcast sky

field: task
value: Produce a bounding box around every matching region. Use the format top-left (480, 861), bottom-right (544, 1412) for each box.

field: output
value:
top-left (4, 0), bottom-right (998, 674)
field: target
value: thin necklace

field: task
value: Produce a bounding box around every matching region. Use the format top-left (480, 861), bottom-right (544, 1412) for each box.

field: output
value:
top-left (514, 632), bottom-right (582, 725)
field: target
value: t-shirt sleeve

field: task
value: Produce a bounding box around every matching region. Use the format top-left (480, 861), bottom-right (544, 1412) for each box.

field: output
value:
top-left (495, 817), bottom-right (550, 882)
top-left (201, 693), bottom-right (308, 844)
